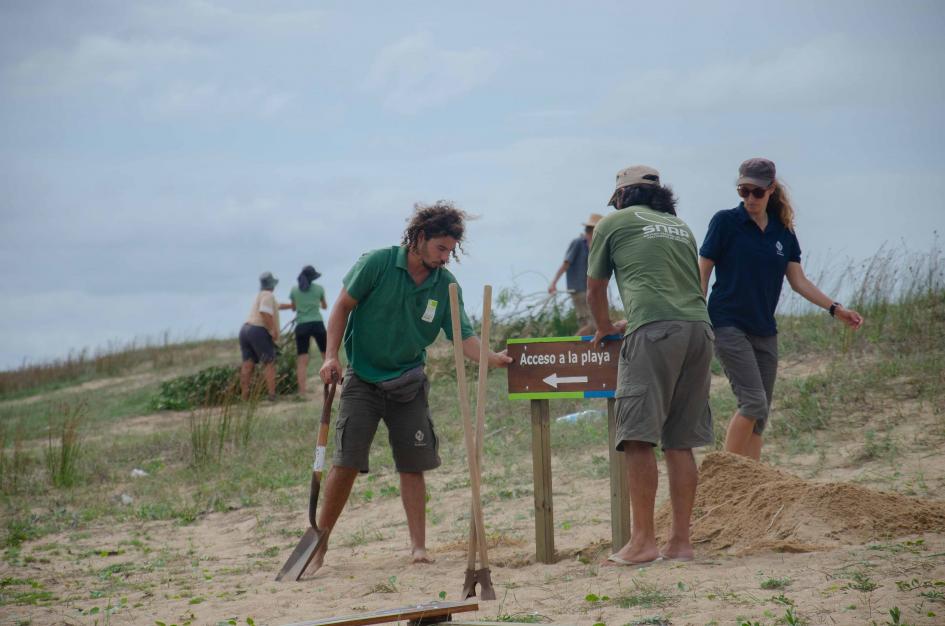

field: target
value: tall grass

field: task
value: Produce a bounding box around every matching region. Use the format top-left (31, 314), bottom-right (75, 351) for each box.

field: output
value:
top-left (189, 382), bottom-right (260, 467)
top-left (0, 422), bottom-right (32, 495)
top-left (771, 241), bottom-right (944, 439)
top-left (777, 239), bottom-right (944, 356)
top-left (44, 401), bottom-right (86, 488)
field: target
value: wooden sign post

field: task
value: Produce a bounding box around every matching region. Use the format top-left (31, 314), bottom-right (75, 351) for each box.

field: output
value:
top-left (506, 336), bottom-right (629, 563)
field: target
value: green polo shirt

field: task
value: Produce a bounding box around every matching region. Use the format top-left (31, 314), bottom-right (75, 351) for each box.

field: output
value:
top-left (588, 205), bottom-right (710, 335)
top-left (290, 283), bottom-right (325, 324)
top-left (343, 246), bottom-right (475, 383)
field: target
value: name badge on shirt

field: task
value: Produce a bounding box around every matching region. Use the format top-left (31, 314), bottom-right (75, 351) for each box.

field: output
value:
top-left (421, 299), bottom-right (438, 323)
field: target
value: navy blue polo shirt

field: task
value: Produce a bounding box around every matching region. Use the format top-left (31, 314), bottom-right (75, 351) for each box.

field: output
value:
top-left (699, 204), bottom-right (801, 336)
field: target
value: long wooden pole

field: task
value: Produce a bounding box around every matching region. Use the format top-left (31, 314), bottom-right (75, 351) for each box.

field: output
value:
top-left (448, 283), bottom-right (489, 572)
top-left (469, 285), bottom-right (492, 568)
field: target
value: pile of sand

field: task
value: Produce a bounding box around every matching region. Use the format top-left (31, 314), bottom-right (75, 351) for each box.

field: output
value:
top-left (655, 452), bottom-right (945, 555)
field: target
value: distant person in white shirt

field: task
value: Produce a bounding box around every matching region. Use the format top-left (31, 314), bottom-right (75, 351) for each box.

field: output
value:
top-left (238, 271), bottom-right (280, 401)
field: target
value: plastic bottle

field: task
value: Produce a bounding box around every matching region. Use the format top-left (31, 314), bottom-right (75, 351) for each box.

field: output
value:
top-left (555, 409), bottom-right (604, 423)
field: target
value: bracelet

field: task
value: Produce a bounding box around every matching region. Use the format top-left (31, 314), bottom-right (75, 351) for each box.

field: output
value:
top-left (829, 302), bottom-right (841, 317)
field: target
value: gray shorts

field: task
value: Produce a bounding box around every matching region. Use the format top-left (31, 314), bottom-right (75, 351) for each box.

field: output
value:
top-left (239, 323), bottom-right (276, 364)
top-left (332, 368), bottom-right (441, 474)
top-left (614, 320), bottom-right (714, 450)
top-left (713, 326), bottom-right (778, 434)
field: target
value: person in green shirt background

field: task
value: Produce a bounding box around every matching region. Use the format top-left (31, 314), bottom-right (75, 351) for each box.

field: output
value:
top-left (588, 165), bottom-right (713, 567)
top-left (308, 201), bottom-right (511, 575)
top-left (279, 265), bottom-right (328, 395)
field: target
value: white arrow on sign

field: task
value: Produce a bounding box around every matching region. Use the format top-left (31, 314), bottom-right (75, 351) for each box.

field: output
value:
top-left (542, 373), bottom-right (589, 389)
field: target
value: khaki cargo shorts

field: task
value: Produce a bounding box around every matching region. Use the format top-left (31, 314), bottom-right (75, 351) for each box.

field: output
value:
top-left (332, 368), bottom-right (441, 474)
top-left (614, 320), bottom-right (714, 450)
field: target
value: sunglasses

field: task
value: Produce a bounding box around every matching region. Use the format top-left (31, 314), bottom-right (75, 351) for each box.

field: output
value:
top-left (737, 185), bottom-right (770, 199)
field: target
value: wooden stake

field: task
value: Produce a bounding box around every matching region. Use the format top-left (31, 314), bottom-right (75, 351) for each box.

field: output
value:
top-left (448, 284), bottom-right (490, 575)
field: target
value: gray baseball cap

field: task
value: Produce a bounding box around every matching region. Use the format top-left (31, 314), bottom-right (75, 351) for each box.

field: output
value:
top-left (259, 271), bottom-right (279, 289)
top-left (608, 165), bottom-right (660, 206)
top-left (737, 158), bottom-right (776, 188)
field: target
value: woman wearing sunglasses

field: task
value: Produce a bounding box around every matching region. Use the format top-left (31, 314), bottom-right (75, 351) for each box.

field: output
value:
top-left (698, 158), bottom-right (863, 460)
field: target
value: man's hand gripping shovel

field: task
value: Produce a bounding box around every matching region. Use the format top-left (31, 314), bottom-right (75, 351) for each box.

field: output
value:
top-left (449, 283), bottom-right (496, 600)
top-left (275, 379), bottom-right (338, 581)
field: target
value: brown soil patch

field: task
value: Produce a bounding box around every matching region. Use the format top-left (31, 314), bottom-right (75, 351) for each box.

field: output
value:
top-left (657, 451), bottom-right (945, 555)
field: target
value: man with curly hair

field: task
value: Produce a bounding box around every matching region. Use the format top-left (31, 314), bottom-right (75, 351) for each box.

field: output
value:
top-left (589, 166), bottom-right (713, 566)
top-left (312, 201), bottom-right (511, 574)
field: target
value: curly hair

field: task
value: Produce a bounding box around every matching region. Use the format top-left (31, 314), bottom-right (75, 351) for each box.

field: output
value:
top-left (767, 181), bottom-right (796, 232)
top-left (614, 184), bottom-right (679, 215)
top-left (401, 200), bottom-right (469, 260)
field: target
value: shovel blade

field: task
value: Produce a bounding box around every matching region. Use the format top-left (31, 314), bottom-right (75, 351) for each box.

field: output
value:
top-left (460, 567), bottom-right (496, 601)
top-left (275, 527), bottom-right (324, 582)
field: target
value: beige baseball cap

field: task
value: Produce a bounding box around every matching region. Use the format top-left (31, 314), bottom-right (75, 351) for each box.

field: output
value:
top-left (607, 165), bottom-right (660, 206)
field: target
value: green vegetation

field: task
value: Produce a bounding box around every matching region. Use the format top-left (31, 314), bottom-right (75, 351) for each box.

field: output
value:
top-left (759, 577), bottom-right (791, 591)
top-left (844, 571), bottom-right (880, 593)
top-left (44, 400), bottom-right (85, 488)
top-left (613, 580), bottom-right (677, 609)
top-left (152, 350), bottom-right (298, 411)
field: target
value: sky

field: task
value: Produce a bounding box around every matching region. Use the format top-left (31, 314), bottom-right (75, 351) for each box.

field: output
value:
top-left (2, 0), bottom-right (944, 370)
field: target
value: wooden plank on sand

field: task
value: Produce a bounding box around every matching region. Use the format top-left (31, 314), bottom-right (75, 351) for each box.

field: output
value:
top-left (433, 622), bottom-right (580, 626)
top-left (281, 599), bottom-right (479, 626)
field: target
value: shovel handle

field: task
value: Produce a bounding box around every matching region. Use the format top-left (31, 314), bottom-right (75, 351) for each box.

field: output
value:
top-left (308, 381), bottom-right (337, 528)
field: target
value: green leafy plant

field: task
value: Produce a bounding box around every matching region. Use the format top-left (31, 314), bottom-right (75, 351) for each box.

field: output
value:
top-left (844, 571), bottom-right (879, 592)
top-left (152, 345), bottom-right (297, 411)
top-left (760, 577), bottom-right (791, 590)
top-left (783, 607), bottom-right (807, 626)
top-left (585, 592), bottom-right (611, 603)
top-left (614, 581), bottom-right (676, 609)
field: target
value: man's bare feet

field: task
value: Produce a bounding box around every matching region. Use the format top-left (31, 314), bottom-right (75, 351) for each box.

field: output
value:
top-left (601, 539), bottom-right (660, 566)
top-left (660, 539), bottom-right (694, 561)
top-left (411, 547), bottom-right (435, 564)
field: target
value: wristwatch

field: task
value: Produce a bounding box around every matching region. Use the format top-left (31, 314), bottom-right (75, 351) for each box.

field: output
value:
top-left (829, 302), bottom-right (841, 317)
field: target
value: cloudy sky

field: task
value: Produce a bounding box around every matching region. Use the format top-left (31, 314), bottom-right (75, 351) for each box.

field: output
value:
top-left (2, 0), bottom-right (944, 370)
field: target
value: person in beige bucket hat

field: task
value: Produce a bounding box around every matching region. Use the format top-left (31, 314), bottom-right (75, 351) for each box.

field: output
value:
top-left (548, 212), bottom-right (603, 335)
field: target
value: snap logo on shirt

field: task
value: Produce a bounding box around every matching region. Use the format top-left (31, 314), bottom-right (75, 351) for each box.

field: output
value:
top-left (635, 211), bottom-right (691, 243)
top-left (776, 241), bottom-right (784, 256)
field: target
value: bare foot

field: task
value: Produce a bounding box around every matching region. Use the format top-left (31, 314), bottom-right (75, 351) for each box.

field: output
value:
top-left (305, 534), bottom-right (329, 577)
top-left (411, 547), bottom-right (435, 564)
top-left (660, 539), bottom-right (694, 561)
top-left (601, 540), bottom-right (660, 566)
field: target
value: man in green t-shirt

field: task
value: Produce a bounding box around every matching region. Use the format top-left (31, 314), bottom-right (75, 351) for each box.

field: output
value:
top-left (311, 201), bottom-right (511, 574)
top-left (588, 165), bottom-right (713, 566)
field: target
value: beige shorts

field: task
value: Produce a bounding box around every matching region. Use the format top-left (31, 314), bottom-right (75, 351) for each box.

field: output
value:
top-left (615, 320), bottom-right (714, 450)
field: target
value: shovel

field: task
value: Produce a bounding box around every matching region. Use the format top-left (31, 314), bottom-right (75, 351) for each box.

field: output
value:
top-left (275, 381), bottom-right (337, 581)
top-left (448, 283), bottom-right (496, 600)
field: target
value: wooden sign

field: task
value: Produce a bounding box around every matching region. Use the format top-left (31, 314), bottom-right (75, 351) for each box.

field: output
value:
top-left (506, 336), bottom-right (621, 400)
